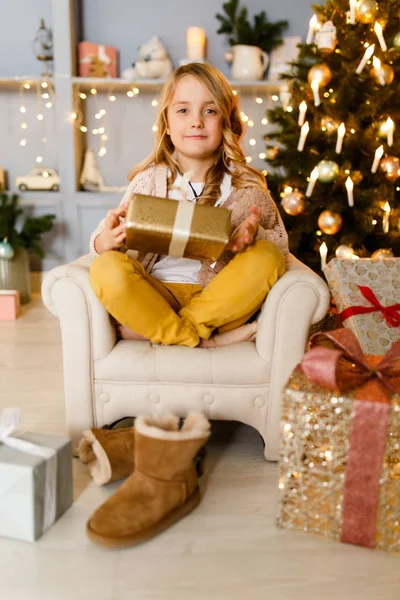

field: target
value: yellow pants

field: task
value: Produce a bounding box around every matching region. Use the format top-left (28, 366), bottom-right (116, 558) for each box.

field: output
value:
top-left (90, 240), bottom-right (286, 347)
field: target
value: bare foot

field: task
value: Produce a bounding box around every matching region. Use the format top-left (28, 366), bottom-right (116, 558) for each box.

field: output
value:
top-left (199, 321), bottom-right (257, 348)
top-left (117, 324), bottom-right (150, 342)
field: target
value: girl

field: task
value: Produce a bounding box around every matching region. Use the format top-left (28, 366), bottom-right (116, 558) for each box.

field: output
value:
top-left (89, 62), bottom-right (288, 348)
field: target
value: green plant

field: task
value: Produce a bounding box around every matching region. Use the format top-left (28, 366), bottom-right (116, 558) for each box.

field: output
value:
top-left (216, 0), bottom-right (288, 53)
top-left (0, 191), bottom-right (56, 259)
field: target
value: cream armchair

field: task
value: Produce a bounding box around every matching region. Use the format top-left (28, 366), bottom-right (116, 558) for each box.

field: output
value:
top-left (42, 253), bottom-right (330, 460)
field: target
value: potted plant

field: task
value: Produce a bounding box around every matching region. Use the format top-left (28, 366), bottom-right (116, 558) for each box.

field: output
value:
top-left (0, 191), bottom-right (55, 303)
top-left (216, 0), bottom-right (288, 80)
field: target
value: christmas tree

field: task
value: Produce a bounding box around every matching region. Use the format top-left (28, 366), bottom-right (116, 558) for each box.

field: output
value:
top-left (264, 0), bottom-right (400, 273)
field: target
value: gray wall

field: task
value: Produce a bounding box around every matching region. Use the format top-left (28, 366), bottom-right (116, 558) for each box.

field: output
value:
top-left (0, 0), bottom-right (53, 77)
top-left (0, 0), bottom-right (312, 76)
top-left (81, 0), bottom-right (311, 77)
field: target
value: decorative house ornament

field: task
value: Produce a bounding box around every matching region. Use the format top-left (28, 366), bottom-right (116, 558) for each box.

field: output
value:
top-left (315, 21), bottom-right (337, 54)
top-left (32, 19), bottom-right (53, 76)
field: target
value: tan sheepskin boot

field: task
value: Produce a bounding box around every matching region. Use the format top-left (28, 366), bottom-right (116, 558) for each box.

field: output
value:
top-left (86, 414), bottom-right (211, 548)
top-left (78, 426), bottom-right (135, 485)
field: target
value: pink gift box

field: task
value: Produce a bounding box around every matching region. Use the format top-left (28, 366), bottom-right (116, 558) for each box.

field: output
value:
top-left (0, 290), bottom-right (20, 320)
top-left (78, 41), bottom-right (118, 78)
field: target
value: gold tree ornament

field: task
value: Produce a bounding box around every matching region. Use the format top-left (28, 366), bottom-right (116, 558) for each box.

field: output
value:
top-left (371, 63), bottom-right (395, 86)
top-left (317, 159), bottom-right (340, 183)
top-left (318, 210), bottom-right (343, 235)
top-left (307, 64), bottom-right (332, 87)
top-left (393, 32), bottom-right (400, 49)
top-left (371, 248), bottom-right (395, 259)
top-left (335, 245), bottom-right (357, 259)
top-left (380, 156), bottom-right (400, 182)
top-left (355, 0), bottom-right (378, 24)
top-left (281, 191), bottom-right (307, 215)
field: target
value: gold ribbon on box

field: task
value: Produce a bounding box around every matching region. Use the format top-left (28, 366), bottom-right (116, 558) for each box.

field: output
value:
top-left (300, 329), bottom-right (400, 548)
top-left (168, 200), bottom-right (195, 258)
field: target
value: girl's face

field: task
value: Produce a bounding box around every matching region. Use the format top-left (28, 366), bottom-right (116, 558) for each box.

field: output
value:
top-left (166, 75), bottom-right (223, 165)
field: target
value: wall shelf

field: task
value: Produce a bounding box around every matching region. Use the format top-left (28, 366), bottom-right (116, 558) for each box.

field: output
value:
top-left (0, 76), bottom-right (54, 89)
top-left (71, 76), bottom-right (283, 92)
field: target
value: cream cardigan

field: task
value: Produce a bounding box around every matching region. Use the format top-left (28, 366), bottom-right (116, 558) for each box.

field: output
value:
top-left (90, 164), bottom-right (289, 288)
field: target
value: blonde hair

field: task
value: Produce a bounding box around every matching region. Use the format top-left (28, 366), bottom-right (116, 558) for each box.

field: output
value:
top-left (128, 62), bottom-right (267, 205)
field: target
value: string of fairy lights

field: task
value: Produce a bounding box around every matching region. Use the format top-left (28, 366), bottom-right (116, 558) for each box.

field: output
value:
top-left (69, 84), bottom-right (279, 167)
top-left (18, 80), bottom-right (55, 165)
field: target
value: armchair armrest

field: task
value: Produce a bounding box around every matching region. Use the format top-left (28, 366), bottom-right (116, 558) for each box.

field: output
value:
top-left (42, 254), bottom-right (116, 361)
top-left (41, 255), bottom-right (116, 445)
top-left (256, 254), bottom-right (331, 460)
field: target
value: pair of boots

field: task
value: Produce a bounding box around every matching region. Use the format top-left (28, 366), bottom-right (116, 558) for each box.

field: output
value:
top-left (78, 414), bottom-right (211, 548)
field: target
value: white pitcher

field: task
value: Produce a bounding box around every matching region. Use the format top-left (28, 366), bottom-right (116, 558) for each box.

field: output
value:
top-left (229, 45), bottom-right (269, 81)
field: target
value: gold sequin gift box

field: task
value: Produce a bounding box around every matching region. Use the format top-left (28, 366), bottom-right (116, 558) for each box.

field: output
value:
top-left (324, 258), bottom-right (400, 355)
top-left (125, 194), bottom-right (231, 263)
top-left (277, 329), bottom-right (400, 552)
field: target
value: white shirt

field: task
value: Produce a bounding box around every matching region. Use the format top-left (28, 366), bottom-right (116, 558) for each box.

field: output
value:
top-left (150, 172), bottom-right (233, 284)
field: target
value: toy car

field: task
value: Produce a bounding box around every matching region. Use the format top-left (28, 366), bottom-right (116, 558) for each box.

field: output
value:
top-left (15, 168), bottom-right (60, 191)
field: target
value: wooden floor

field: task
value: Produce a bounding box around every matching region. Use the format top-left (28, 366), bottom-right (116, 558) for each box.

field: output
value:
top-left (0, 294), bottom-right (399, 600)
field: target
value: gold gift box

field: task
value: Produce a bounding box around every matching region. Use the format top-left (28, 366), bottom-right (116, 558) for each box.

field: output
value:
top-left (125, 194), bottom-right (231, 263)
top-left (277, 370), bottom-right (400, 552)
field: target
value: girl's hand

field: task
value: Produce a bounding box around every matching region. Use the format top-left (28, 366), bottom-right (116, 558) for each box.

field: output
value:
top-left (95, 203), bottom-right (128, 254)
top-left (226, 205), bottom-right (262, 253)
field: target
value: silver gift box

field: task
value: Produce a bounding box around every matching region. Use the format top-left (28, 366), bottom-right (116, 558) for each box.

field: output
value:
top-left (0, 432), bottom-right (73, 542)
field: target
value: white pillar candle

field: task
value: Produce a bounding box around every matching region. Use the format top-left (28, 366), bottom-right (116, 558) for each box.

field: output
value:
top-left (349, 0), bottom-right (357, 25)
top-left (335, 122), bottom-right (346, 153)
top-left (372, 56), bottom-right (386, 86)
top-left (356, 44), bottom-right (375, 75)
top-left (306, 166), bottom-right (319, 197)
top-left (383, 202), bottom-right (391, 233)
top-left (374, 22), bottom-right (387, 52)
top-left (371, 145), bottom-right (384, 173)
top-left (320, 242), bottom-right (328, 270)
top-left (311, 80), bottom-right (321, 107)
top-left (298, 101), bottom-right (308, 126)
top-left (345, 176), bottom-right (354, 207)
top-left (306, 15), bottom-right (319, 45)
top-left (386, 117), bottom-right (394, 147)
top-left (297, 121), bottom-right (310, 151)
top-left (186, 27), bottom-right (206, 60)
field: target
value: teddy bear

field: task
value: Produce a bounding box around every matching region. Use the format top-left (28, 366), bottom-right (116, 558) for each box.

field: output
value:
top-left (122, 36), bottom-right (173, 80)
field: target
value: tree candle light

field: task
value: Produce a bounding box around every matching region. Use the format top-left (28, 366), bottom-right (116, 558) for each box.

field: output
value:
top-left (320, 242), bottom-right (328, 270)
top-left (386, 117), bottom-right (394, 147)
top-left (349, 0), bottom-right (357, 25)
top-left (298, 121), bottom-right (310, 151)
top-left (371, 145), bottom-right (384, 173)
top-left (356, 44), bottom-right (375, 74)
top-left (306, 15), bottom-right (319, 45)
top-left (306, 166), bottom-right (319, 197)
top-left (298, 101), bottom-right (308, 126)
top-left (311, 80), bottom-right (321, 106)
top-left (335, 122), bottom-right (346, 153)
top-left (345, 176), bottom-right (354, 207)
top-left (372, 56), bottom-right (386, 86)
top-left (382, 202), bottom-right (391, 234)
top-left (374, 22), bottom-right (387, 52)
